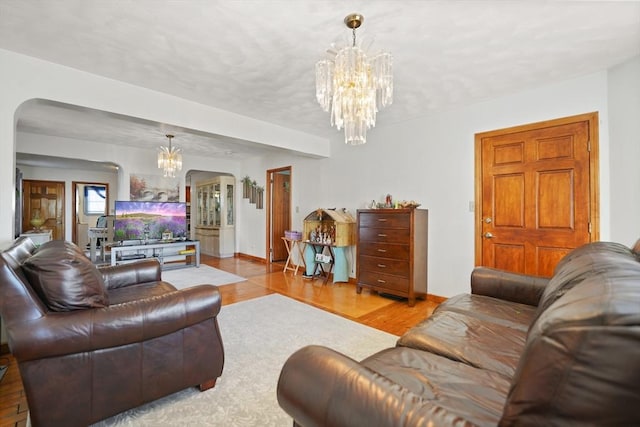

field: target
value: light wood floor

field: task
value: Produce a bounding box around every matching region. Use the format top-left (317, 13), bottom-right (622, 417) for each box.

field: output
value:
top-left (0, 255), bottom-right (440, 427)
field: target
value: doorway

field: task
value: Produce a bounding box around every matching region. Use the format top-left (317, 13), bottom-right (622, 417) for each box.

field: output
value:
top-left (266, 166), bottom-right (292, 263)
top-left (72, 182), bottom-right (109, 248)
top-left (22, 180), bottom-right (65, 240)
top-left (474, 112), bottom-right (599, 277)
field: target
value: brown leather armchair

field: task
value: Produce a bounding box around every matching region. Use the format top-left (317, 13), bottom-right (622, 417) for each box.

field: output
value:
top-left (0, 237), bottom-right (224, 427)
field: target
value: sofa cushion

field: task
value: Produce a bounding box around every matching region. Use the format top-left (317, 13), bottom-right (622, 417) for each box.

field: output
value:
top-left (432, 293), bottom-right (536, 331)
top-left (501, 256), bottom-right (640, 425)
top-left (22, 241), bottom-right (108, 311)
top-left (397, 308), bottom-right (528, 378)
top-left (107, 281), bottom-right (177, 305)
top-left (361, 346), bottom-right (511, 426)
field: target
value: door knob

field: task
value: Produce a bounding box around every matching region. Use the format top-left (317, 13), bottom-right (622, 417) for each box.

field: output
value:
top-left (484, 217), bottom-right (492, 224)
top-left (484, 232), bottom-right (494, 239)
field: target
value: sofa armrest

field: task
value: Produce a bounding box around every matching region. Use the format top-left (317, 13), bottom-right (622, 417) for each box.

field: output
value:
top-left (99, 259), bottom-right (162, 289)
top-left (471, 267), bottom-right (549, 306)
top-left (9, 284), bottom-right (221, 361)
top-left (278, 345), bottom-right (478, 427)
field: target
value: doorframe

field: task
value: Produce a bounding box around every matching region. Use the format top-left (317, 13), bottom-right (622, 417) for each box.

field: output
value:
top-left (22, 179), bottom-right (66, 240)
top-left (71, 181), bottom-right (110, 245)
top-left (265, 166), bottom-right (292, 264)
top-left (473, 112), bottom-right (600, 265)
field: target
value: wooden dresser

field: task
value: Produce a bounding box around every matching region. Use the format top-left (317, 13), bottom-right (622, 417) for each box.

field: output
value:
top-left (356, 209), bottom-right (428, 306)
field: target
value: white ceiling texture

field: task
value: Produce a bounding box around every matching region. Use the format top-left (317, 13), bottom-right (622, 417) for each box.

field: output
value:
top-left (1, 1), bottom-right (639, 165)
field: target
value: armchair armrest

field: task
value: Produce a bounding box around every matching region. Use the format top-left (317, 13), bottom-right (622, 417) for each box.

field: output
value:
top-left (470, 266), bottom-right (549, 306)
top-left (9, 285), bottom-right (221, 361)
top-left (278, 345), bottom-right (477, 427)
top-left (99, 259), bottom-right (162, 289)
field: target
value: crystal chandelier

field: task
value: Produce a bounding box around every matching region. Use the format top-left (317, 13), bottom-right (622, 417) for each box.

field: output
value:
top-left (316, 13), bottom-right (393, 145)
top-left (157, 134), bottom-right (182, 178)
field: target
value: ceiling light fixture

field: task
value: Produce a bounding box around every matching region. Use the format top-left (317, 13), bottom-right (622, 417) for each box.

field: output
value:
top-left (157, 134), bottom-right (182, 178)
top-left (316, 13), bottom-right (393, 145)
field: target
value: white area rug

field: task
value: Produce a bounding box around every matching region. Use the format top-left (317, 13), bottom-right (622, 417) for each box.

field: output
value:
top-left (161, 264), bottom-right (246, 288)
top-left (93, 294), bottom-right (398, 426)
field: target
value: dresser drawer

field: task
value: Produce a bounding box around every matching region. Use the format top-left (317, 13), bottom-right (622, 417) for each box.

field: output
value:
top-left (359, 212), bottom-right (410, 229)
top-left (358, 242), bottom-right (410, 260)
top-left (358, 271), bottom-right (410, 293)
top-left (359, 255), bottom-right (409, 278)
top-left (358, 227), bottom-right (410, 244)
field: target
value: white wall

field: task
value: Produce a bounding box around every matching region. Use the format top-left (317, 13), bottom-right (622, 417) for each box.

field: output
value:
top-left (2, 47), bottom-right (638, 299)
top-left (0, 48), bottom-right (329, 247)
top-left (608, 56), bottom-right (640, 247)
top-left (248, 70), bottom-right (617, 298)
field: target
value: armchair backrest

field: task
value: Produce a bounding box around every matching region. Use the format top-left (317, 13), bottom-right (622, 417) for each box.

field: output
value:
top-left (0, 237), bottom-right (47, 330)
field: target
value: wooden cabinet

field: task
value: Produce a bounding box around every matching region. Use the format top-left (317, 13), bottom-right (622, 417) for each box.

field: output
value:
top-left (356, 209), bottom-right (428, 306)
top-left (195, 176), bottom-right (235, 257)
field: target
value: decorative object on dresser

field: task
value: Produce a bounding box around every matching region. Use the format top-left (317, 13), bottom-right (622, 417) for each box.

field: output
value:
top-left (356, 208), bottom-right (428, 306)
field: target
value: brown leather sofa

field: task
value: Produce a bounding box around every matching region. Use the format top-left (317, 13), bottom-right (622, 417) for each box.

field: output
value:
top-left (0, 237), bottom-right (224, 427)
top-left (277, 240), bottom-right (640, 426)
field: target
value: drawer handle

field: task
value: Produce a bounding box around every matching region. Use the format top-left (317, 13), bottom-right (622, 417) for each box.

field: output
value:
top-left (377, 279), bottom-right (386, 284)
top-left (377, 264), bottom-right (387, 268)
top-left (377, 249), bottom-right (387, 253)
top-left (377, 218), bottom-right (387, 222)
top-left (378, 233), bottom-right (387, 237)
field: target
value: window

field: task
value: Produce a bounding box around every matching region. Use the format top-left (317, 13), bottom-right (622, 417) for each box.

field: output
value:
top-left (84, 185), bottom-right (107, 215)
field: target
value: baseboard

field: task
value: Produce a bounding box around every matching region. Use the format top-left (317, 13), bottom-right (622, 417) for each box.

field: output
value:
top-left (427, 294), bottom-right (447, 304)
top-left (235, 252), bottom-right (266, 263)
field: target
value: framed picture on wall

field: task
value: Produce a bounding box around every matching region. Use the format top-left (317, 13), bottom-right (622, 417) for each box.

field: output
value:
top-left (130, 174), bottom-right (179, 202)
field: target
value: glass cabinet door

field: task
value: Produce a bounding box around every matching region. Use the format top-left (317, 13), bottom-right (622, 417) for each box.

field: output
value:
top-left (214, 184), bottom-right (221, 227)
top-left (197, 178), bottom-right (235, 229)
top-left (197, 187), bottom-right (206, 226)
top-left (226, 184), bottom-right (234, 225)
top-left (207, 185), bottom-right (215, 226)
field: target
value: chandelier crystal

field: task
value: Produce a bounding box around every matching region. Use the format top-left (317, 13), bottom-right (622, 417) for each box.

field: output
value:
top-left (316, 13), bottom-right (393, 145)
top-left (157, 134), bottom-right (182, 178)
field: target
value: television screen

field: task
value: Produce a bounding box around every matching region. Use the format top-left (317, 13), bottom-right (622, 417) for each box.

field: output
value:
top-left (114, 201), bottom-right (187, 241)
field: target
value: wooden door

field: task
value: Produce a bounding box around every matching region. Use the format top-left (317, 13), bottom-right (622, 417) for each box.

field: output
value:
top-left (266, 167), bottom-right (291, 262)
top-left (23, 180), bottom-right (65, 240)
top-left (475, 113), bottom-right (599, 277)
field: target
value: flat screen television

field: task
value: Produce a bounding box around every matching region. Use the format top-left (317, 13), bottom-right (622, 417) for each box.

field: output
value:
top-left (114, 201), bottom-right (187, 242)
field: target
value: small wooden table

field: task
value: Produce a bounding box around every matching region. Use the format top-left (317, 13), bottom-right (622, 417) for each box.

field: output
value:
top-left (305, 241), bottom-right (336, 284)
top-left (281, 237), bottom-right (306, 275)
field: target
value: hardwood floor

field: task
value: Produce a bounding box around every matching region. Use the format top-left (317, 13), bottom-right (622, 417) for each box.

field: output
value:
top-left (0, 255), bottom-right (440, 427)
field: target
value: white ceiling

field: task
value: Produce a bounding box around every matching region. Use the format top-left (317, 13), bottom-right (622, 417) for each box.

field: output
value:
top-left (2, 0), bottom-right (639, 161)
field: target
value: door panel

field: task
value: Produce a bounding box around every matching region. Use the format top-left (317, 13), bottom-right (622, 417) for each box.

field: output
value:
top-left (493, 174), bottom-right (524, 227)
top-left (493, 243), bottom-right (525, 272)
top-left (267, 167), bottom-right (292, 263)
top-left (537, 170), bottom-right (573, 229)
top-left (23, 180), bottom-right (65, 240)
top-left (271, 172), bottom-right (290, 261)
top-left (475, 113), bottom-right (598, 277)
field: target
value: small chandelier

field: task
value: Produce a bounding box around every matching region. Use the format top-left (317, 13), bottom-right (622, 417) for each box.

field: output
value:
top-left (316, 13), bottom-right (393, 145)
top-left (157, 134), bottom-right (182, 178)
